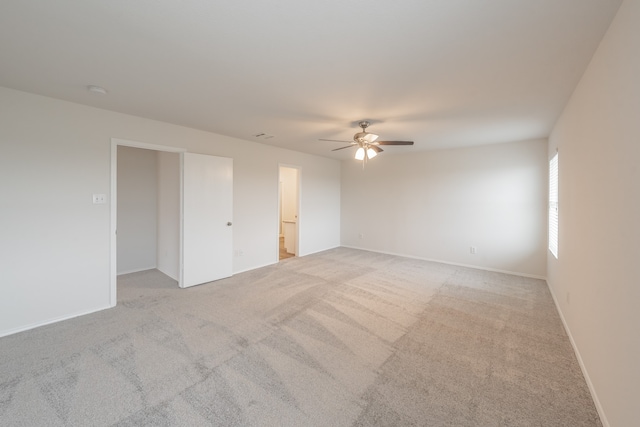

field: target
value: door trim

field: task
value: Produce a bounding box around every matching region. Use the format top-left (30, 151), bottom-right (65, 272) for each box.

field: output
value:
top-left (110, 138), bottom-right (185, 307)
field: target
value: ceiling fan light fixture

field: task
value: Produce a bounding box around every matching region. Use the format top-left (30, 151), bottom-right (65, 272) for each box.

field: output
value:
top-left (322, 120), bottom-right (414, 166)
top-left (363, 133), bottom-right (378, 143)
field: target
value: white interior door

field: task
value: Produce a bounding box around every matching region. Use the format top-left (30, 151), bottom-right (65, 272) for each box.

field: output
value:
top-left (181, 153), bottom-right (233, 288)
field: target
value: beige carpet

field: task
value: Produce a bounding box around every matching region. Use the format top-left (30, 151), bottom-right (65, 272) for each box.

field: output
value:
top-left (0, 248), bottom-right (600, 426)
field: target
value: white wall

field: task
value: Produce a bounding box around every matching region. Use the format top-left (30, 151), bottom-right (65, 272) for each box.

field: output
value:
top-left (547, 1), bottom-right (639, 425)
top-left (297, 163), bottom-right (341, 257)
top-left (341, 139), bottom-right (548, 277)
top-left (156, 151), bottom-right (180, 280)
top-left (0, 87), bottom-right (341, 337)
top-left (117, 146), bottom-right (158, 274)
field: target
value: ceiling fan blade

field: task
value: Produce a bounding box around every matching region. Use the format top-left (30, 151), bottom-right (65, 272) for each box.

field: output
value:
top-left (362, 133), bottom-right (379, 143)
top-left (377, 140), bottom-right (414, 146)
top-left (319, 138), bottom-right (352, 143)
top-left (369, 145), bottom-right (383, 153)
top-left (331, 145), bottom-right (356, 151)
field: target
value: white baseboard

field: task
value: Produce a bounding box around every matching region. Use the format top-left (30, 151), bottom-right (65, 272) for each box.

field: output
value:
top-left (233, 261), bottom-right (279, 275)
top-left (340, 245), bottom-right (547, 280)
top-left (298, 244), bottom-right (341, 259)
top-left (0, 304), bottom-right (113, 339)
top-left (232, 244), bottom-right (342, 275)
top-left (117, 266), bottom-right (158, 276)
top-left (545, 280), bottom-right (609, 427)
top-left (156, 266), bottom-right (179, 282)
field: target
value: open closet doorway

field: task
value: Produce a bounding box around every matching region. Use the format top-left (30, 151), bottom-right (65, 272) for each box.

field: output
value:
top-left (114, 144), bottom-right (182, 300)
top-left (278, 165), bottom-right (299, 260)
top-left (110, 138), bottom-right (234, 306)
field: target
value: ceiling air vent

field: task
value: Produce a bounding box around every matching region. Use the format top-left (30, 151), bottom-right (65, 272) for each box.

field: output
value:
top-left (253, 133), bottom-right (274, 139)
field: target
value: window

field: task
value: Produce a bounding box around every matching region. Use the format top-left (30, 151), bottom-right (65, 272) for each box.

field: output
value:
top-left (549, 152), bottom-right (558, 258)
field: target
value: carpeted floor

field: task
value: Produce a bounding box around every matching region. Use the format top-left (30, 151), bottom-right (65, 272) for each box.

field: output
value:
top-left (0, 248), bottom-right (601, 426)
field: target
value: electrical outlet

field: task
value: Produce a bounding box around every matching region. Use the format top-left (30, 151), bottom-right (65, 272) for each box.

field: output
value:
top-left (470, 246), bottom-right (476, 254)
top-left (92, 194), bottom-right (107, 204)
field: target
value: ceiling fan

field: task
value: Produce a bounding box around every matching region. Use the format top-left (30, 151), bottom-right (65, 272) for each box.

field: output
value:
top-left (320, 121), bottom-right (414, 162)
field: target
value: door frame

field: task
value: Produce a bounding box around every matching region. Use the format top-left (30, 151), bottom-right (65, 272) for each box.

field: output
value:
top-left (110, 138), bottom-right (185, 307)
top-left (277, 164), bottom-right (301, 259)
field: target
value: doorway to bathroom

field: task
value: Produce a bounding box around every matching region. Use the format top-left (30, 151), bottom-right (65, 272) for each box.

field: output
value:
top-left (278, 165), bottom-right (299, 260)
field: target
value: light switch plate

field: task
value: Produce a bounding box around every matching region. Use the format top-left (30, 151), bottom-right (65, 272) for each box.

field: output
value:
top-left (93, 194), bottom-right (107, 204)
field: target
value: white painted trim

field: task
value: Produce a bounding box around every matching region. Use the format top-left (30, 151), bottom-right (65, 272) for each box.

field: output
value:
top-left (545, 280), bottom-right (610, 427)
top-left (297, 245), bottom-right (341, 258)
top-left (179, 152), bottom-right (184, 288)
top-left (111, 138), bottom-right (185, 153)
top-left (0, 304), bottom-right (112, 339)
top-left (110, 141), bottom-right (118, 307)
top-left (295, 166), bottom-right (301, 258)
top-left (110, 138), bottom-right (187, 306)
top-left (157, 265), bottom-right (179, 282)
top-left (275, 170), bottom-right (281, 262)
top-left (341, 245), bottom-right (547, 280)
top-left (234, 261), bottom-right (279, 275)
top-left (116, 266), bottom-right (159, 276)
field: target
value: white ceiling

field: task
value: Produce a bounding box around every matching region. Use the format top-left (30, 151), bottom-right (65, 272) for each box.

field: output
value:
top-left (0, 0), bottom-right (622, 159)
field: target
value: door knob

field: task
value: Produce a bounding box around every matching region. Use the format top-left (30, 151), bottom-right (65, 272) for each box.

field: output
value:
top-left (227, 222), bottom-right (232, 226)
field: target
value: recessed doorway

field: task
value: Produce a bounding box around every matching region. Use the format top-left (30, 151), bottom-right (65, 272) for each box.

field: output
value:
top-left (110, 138), bottom-right (234, 306)
top-left (279, 165), bottom-right (299, 260)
